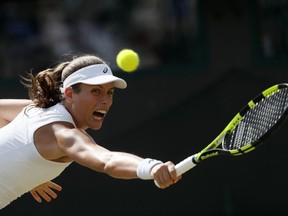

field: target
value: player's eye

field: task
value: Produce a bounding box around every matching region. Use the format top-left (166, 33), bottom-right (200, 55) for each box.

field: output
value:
top-left (108, 90), bottom-right (114, 95)
top-left (91, 88), bottom-right (101, 94)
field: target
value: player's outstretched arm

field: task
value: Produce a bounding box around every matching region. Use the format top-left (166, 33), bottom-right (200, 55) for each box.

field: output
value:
top-left (53, 124), bottom-right (181, 188)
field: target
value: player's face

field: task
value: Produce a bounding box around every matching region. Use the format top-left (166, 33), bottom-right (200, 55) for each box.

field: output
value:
top-left (68, 83), bottom-right (115, 130)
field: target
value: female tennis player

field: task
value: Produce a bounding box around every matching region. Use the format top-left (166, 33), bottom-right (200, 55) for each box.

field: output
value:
top-left (0, 54), bottom-right (181, 209)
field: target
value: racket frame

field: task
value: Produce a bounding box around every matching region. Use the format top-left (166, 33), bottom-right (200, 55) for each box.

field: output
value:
top-left (175, 83), bottom-right (288, 176)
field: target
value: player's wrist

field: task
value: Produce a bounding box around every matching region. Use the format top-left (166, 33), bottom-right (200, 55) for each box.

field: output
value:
top-left (137, 158), bottom-right (163, 180)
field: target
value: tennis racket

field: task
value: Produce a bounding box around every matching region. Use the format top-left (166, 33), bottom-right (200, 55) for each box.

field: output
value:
top-left (174, 83), bottom-right (288, 177)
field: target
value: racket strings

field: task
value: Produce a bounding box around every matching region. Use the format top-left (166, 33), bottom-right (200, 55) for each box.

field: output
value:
top-left (224, 88), bottom-right (288, 150)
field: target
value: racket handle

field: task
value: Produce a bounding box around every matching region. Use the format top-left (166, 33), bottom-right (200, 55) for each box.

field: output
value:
top-left (175, 155), bottom-right (197, 176)
top-left (154, 155), bottom-right (197, 188)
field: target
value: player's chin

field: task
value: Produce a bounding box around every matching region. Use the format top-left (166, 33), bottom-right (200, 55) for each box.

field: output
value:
top-left (89, 121), bottom-right (103, 130)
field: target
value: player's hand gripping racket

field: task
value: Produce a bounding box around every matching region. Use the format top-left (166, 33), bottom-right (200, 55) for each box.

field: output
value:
top-left (155, 83), bottom-right (288, 186)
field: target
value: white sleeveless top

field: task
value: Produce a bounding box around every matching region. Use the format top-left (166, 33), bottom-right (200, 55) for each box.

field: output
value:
top-left (0, 103), bottom-right (75, 209)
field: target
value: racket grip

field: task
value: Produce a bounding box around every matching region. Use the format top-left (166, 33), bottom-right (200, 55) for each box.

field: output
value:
top-left (154, 155), bottom-right (197, 188)
top-left (175, 155), bottom-right (197, 176)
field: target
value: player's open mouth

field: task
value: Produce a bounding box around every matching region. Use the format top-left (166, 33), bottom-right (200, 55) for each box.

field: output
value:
top-left (93, 110), bottom-right (106, 120)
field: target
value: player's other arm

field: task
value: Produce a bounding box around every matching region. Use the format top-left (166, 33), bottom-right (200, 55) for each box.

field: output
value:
top-left (0, 99), bottom-right (32, 127)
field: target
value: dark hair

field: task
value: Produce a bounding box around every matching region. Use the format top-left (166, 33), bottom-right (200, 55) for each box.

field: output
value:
top-left (21, 54), bottom-right (106, 108)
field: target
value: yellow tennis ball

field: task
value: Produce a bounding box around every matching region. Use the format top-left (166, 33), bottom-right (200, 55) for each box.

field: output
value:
top-left (116, 49), bottom-right (139, 72)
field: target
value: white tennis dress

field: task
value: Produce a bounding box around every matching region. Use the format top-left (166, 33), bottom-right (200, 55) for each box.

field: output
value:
top-left (0, 103), bottom-right (75, 209)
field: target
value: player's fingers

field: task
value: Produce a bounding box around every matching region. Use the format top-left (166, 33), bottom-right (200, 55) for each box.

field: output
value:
top-left (42, 185), bottom-right (58, 199)
top-left (35, 189), bottom-right (52, 202)
top-left (154, 163), bottom-right (175, 189)
top-left (166, 161), bottom-right (182, 183)
top-left (45, 181), bottom-right (62, 191)
top-left (30, 190), bottom-right (42, 203)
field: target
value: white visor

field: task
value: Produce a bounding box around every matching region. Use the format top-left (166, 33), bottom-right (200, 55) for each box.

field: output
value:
top-left (60, 64), bottom-right (127, 93)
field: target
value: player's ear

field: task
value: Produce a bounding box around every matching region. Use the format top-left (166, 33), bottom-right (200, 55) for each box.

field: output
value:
top-left (64, 87), bottom-right (73, 100)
